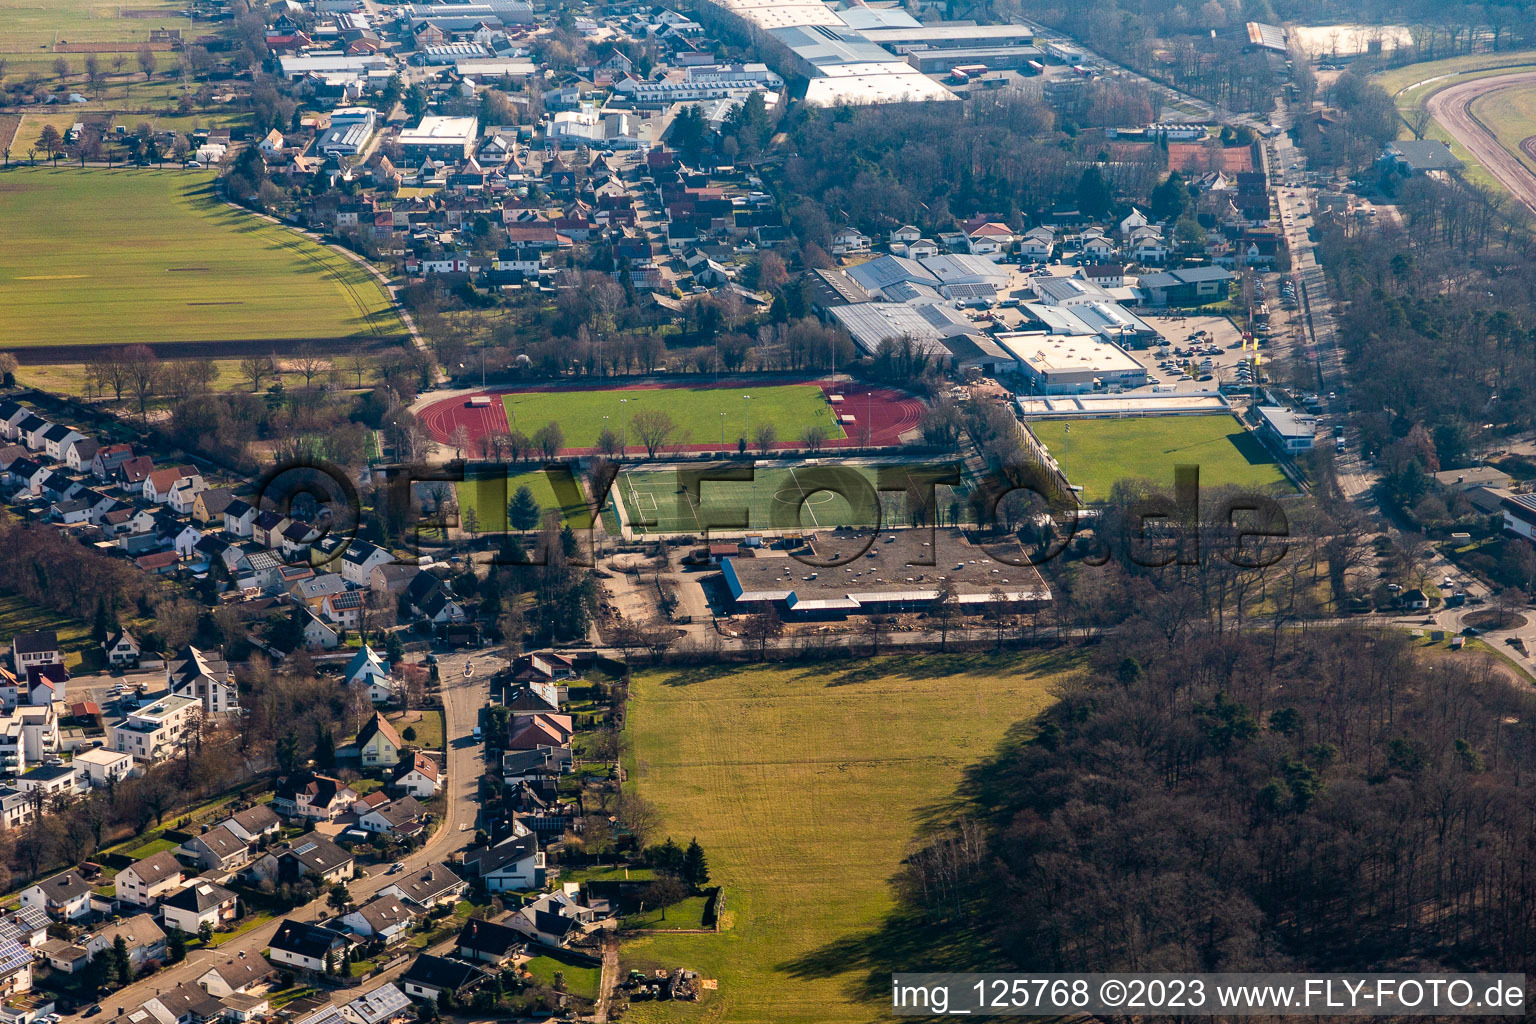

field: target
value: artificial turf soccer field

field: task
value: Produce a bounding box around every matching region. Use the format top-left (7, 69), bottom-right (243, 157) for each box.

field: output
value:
top-left (616, 463), bottom-right (968, 535)
top-left (1029, 415), bottom-right (1293, 501)
top-left (502, 383), bottom-right (845, 451)
top-left (0, 168), bottom-right (403, 348)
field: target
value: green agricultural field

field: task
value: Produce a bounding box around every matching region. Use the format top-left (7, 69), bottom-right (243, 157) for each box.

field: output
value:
top-left (455, 466), bottom-right (593, 535)
top-left (0, 167), bottom-right (403, 349)
top-left (502, 384), bottom-right (843, 452)
top-left (0, 0), bottom-right (198, 78)
top-left (621, 653), bottom-right (1076, 1024)
top-left (616, 462), bottom-right (968, 535)
top-left (1029, 415), bottom-right (1292, 502)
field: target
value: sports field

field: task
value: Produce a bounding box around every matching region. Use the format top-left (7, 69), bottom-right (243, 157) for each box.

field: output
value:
top-left (1030, 415), bottom-right (1291, 501)
top-left (617, 463), bottom-right (967, 535)
top-left (0, 168), bottom-right (404, 349)
top-left (454, 466), bottom-right (592, 534)
top-left (621, 654), bottom-right (1077, 1024)
top-left (502, 383), bottom-right (844, 451)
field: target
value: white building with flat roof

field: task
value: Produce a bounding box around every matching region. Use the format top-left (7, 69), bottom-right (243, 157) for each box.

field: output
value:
top-left (997, 333), bottom-right (1147, 394)
top-left (397, 116), bottom-right (480, 160)
top-left (110, 694), bottom-right (201, 764)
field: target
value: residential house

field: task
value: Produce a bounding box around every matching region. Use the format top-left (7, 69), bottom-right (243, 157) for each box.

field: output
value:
top-left (90, 444), bottom-right (135, 480)
top-left (167, 646), bottom-right (236, 714)
top-left (379, 863), bottom-right (465, 911)
top-left (454, 917), bottom-right (522, 966)
top-left (509, 651), bottom-right (577, 684)
top-left (357, 796), bottom-right (426, 839)
top-left (268, 919), bottom-right (350, 974)
top-left (73, 745), bottom-right (135, 787)
top-left (114, 849), bottom-right (184, 907)
top-left (144, 467), bottom-right (202, 505)
top-left (399, 954), bottom-right (487, 1003)
top-left (357, 712), bottom-right (403, 768)
top-left (110, 694), bottom-right (202, 763)
top-left (192, 489), bottom-right (237, 526)
top-left (178, 823), bottom-right (254, 875)
top-left (506, 713), bottom-right (573, 752)
top-left (345, 646), bottom-right (394, 703)
top-left (194, 952), bottom-right (276, 997)
top-left (302, 611), bottom-right (340, 650)
top-left (223, 499), bottom-right (256, 538)
top-left (20, 869), bottom-right (94, 921)
top-left (18, 763), bottom-right (83, 800)
top-left (161, 880), bottom-right (239, 935)
top-left (86, 915), bottom-right (167, 971)
top-left (340, 541), bottom-right (395, 587)
top-left (340, 895), bottom-right (418, 946)
top-left (503, 683), bottom-right (561, 719)
top-left (338, 983), bottom-right (412, 1024)
top-left (251, 511), bottom-right (289, 549)
top-left (117, 455), bottom-right (154, 489)
top-left (458, 825), bottom-right (542, 892)
top-left (322, 591), bottom-right (365, 631)
top-left (250, 831), bottom-right (355, 886)
top-left (12, 631), bottom-right (61, 674)
top-left (103, 630), bottom-right (141, 668)
top-left (392, 751), bottom-right (441, 798)
top-left (271, 773), bottom-right (360, 822)
top-left (221, 804), bottom-right (282, 844)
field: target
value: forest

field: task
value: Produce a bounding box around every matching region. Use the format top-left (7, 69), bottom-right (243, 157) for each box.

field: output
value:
top-left (898, 624), bottom-right (1536, 976)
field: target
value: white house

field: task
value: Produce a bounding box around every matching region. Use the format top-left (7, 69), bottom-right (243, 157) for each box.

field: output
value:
top-left (73, 745), bottom-right (135, 787)
top-left (21, 870), bottom-right (93, 921)
top-left (339, 541), bottom-right (394, 587)
top-left (392, 751), bottom-right (441, 798)
top-left (160, 880), bottom-right (239, 935)
top-left (114, 849), bottom-right (184, 908)
top-left (460, 826), bottom-right (543, 892)
top-left (345, 646), bottom-right (394, 703)
top-left (268, 920), bottom-right (350, 974)
top-left (103, 629), bottom-right (141, 668)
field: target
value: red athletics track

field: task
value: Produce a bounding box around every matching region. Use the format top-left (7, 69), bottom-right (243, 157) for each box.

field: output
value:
top-left (416, 378), bottom-right (925, 455)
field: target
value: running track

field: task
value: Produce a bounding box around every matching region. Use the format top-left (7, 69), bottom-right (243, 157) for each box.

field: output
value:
top-left (1426, 69), bottom-right (1536, 217)
top-left (416, 378), bottom-right (925, 455)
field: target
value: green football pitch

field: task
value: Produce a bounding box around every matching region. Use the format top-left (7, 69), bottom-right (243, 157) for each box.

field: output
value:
top-left (503, 383), bottom-right (844, 451)
top-left (616, 464), bottom-right (968, 535)
top-left (1029, 415), bottom-right (1293, 501)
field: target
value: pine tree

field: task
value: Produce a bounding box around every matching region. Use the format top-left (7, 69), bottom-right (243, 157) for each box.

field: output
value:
top-left (168, 929), bottom-right (187, 963)
top-left (112, 934), bottom-right (132, 986)
top-left (683, 838), bottom-right (709, 891)
top-left (385, 631), bottom-right (406, 665)
top-left (507, 485), bottom-right (541, 532)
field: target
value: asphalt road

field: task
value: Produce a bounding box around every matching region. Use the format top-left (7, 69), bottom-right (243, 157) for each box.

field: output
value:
top-left (1426, 70), bottom-right (1536, 217)
top-left (65, 650), bottom-right (495, 1022)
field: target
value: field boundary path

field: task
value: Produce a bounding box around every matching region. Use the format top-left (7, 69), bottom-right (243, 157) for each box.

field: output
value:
top-left (1426, 69), bottom-right (1536, 215)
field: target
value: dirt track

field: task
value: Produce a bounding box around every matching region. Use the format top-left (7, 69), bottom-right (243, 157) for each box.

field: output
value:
top-left (1426, 69), bottom-right (1536, 214)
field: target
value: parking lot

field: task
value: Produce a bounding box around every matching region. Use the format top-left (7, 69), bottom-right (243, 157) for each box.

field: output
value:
top-left (1127, 314), bottom-right (1254, 392)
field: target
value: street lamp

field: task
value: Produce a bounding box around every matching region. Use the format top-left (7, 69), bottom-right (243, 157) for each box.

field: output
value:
top-left (620, 398), bottom-right (634, 454)
top-left (743, 394), bottom-right (752, 441)
top-left (720, 411), bottom-right (726, 447)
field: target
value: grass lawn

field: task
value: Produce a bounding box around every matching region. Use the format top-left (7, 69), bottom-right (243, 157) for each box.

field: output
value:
top-left (524, 954), bottom-right (602, 1001)
top-left (126, 838), bottom-right (179, 859)
top-left (0, 167), bottom-right (403, 348)
top-left (1469, 82), bottom-right (1536, 174)
top-left (455, 466), bottom-right (592, 535)
top-left (15, 357), bottom-right (271, 397)
top-left (0, 593), bottom-right (100, 672)
top-left (620, 653), bottom-right (1077, 1024)
top-left (388, 709), bottom-right (445, 750)
top-left (1029, 415), bottom-right (1292, 502)
top-left (626, 895), bottom-right (710, 931)
top-left (1376, 48), bottom-right (1536, 98)
top-left (210, 913), bottom-right (274, 947)
top-left (502, 383), bottom-right (843, 452)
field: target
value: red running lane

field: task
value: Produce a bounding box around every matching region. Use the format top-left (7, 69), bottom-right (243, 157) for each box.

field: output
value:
top-left (415, 378), bottom-right (923, 454)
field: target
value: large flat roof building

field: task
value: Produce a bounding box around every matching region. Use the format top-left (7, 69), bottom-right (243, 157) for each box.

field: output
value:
top-left (723, 528), bottom-right (1050, 617)
top-left (863, 23), bottom-right (1036, 49)
top-left (397, 116), bottom-right (480, 160)
top-left (996, 333), bottom-right (1147, 394)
